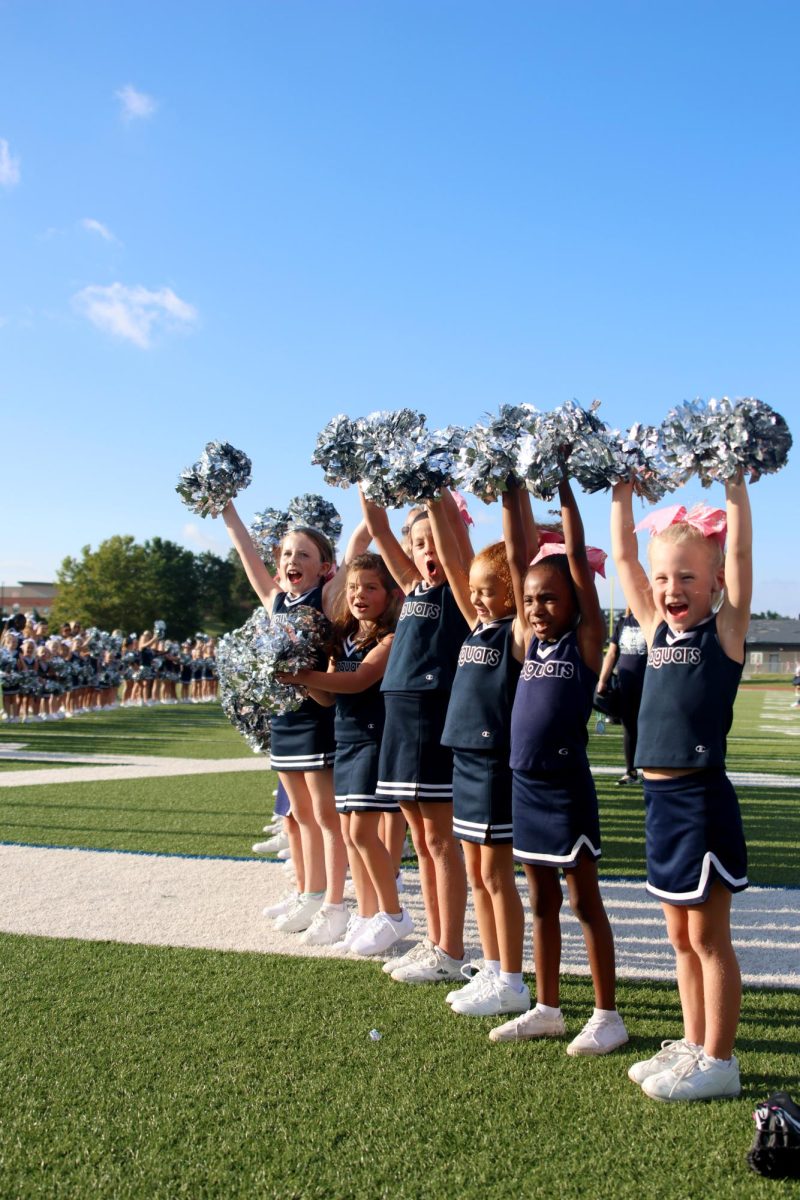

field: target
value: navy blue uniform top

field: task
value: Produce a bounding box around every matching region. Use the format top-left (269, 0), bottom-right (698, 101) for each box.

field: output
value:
top-left (273, 585), bottom-right (332, 723)
top-left (333, 634), bottom-right (385, 744)
top-left (381, 581), bottom-right (469, 695)
top-left (611, 614), bottom-right (647, 685)
top-left (510, 629), bottom-right (597, 773)
top-left (441, 617), bottom-right (521, 752)
top-left (634, 615), bottom-right (743, 771)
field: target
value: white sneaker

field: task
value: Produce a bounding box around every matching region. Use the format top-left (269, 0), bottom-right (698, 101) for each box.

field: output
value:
top-left (390, 943), bottom-right (466, 984)
top-left (262, 891), bottom-right (298, 919)
top-left (349, 909), bottom-right (414, 956)
top-left (446, 963), bottom-right (486, 1005)
top-left (642, 1051), bottom-right (741, 1102)
top-left (567, 1012), bottom-right (629, 1056)
top-left (628, 1038), bottom-right (697, 1084)
top-left (273, 893), bottom-right (324, 934)
top-left (262, 819), bottom-right (283, 834)
top-left (251, 832), bottom-right (289, 854)
top-left (333, 913), bottom-right (370, 951)
top-left (489, 1007), bottom-right (566, 1043)
top-left (451, 974), bottom-right (531, 1018)
top-left (383, 937), bottom-right (433, 975)
top-left (277, 847), bottom-right (292, 861)
top-left (300, 904), bottom-right (351, 946)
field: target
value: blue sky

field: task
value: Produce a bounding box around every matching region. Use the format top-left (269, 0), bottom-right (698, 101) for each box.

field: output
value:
top-left (2, 1), bottom-right (798, 615)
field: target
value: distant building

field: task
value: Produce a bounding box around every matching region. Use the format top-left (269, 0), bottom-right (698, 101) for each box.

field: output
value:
top-left (0, 581), bottom-right (58, 616)
top-left (745, 618), bottom-right (800, 678)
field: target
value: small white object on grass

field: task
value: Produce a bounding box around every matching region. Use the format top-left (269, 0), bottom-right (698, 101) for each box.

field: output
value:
top-left (369, 1029), bottom-right (382, 1041)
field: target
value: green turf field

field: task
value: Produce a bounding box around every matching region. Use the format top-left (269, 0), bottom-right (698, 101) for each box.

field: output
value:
top-left (0, 694), bottom-right (798, 1197)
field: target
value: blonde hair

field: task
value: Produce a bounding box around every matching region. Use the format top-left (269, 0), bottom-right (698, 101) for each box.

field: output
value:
top-left (648, 523), bottom-right (726, 607)
top-left (471, 541), bottom-right (515, 613)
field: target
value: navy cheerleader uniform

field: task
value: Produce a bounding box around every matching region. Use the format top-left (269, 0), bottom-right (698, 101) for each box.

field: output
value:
top-left (333, 635), bottom-right (399, 814)
top-left (376, 580), bottom-right (469, 804)
top-left (635, 615), bottom-right (748, 905)
top-left (510, 629), bottom-right (601, 867)
top-left (441, 617), bottom-right (521, 844)
top-left (269, 586), bottom-right (336, 773)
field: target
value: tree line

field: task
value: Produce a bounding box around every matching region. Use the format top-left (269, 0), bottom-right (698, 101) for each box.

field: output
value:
top-left (49, 536), bottom-right (255, 641)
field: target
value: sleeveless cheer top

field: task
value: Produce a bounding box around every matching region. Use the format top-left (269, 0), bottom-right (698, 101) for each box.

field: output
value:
top-left (634, 615), bottom-right (743, 771)
top-left (441, 617), bottom-right (521, 752)
top-left (333, 634), bottom-right (385, 744)
top-left (273, 585), bottom-right (331, 721)
top-left (510, 628), bottom-right (597, 773)
top-left (381, 581), bottom-right (469, 695)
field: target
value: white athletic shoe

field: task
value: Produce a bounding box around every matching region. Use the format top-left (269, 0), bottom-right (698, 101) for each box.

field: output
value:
top-left (273, 893), bottom-right (324, 934)
top-left (451, 974), bottom-right (531, 1018)
top-left (489, 1007), bottom-right (566, 1043)
top-left (349, 909), bottom-right (414, 956)
top-left (566, 1012), bottom-right (629, 1056)
top-left (382, 937), bottom-right (433, 975)
top-left (300, 904), bottom-right (351, 946)
top-left (642, 1050), bottom-right (741, 1101)
top-left (446, 963), bottom-right (485, 1005)
top-left (251, 832), bottom-right (289, 855)
top-left (262, 891), bottom-right (298, 919)
top-left (390, 943), bottom-right (466, 984)
top-left (333, 913), bottom-right (370, 952)
top-left (628, 1038), bottom-right (697, 1084)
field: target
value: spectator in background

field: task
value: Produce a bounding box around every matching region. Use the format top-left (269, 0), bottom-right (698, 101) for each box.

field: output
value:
top-left (596, 607), bottom-right (648, 785)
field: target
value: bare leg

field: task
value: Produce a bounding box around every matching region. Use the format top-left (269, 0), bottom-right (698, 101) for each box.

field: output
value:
top-left (525, 864), bottom-right (563, 1007)
top-left (463, 841), bottom-right (498, 961)
top-left (420, 802), bottom-right (466, 961)
top-left (306, 769), bottom-right (347, 906)
top-left (283, 811), bottom-right (305, 894)
top-left (564, 855), bottom-right (616, 1010)
top-left (341, 812), bottom-right (378, 916)
top-left (662, 902), bottom-right (705, 1046)
top-left (687, 882), bottom-right (741, 1059)
top-left (279, 772), bottom-right (325, 894)
top-left (402, 802), bottom-right (439, 945)
top-left (482, 844), bottom-right (524, 974)
top-left (380, 811), bottom-right (408, 874)
top-left (351, 812), bottom-right (400, 914)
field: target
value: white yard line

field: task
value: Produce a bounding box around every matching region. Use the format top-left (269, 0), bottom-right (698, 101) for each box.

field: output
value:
top-left (0, 844), bottom-right (797, 988)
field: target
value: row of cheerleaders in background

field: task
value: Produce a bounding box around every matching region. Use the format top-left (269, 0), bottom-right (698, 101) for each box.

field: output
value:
top-left (175, 395), bottom-right (792, 747)
top-left (0, 617), bottom-right (218, 723)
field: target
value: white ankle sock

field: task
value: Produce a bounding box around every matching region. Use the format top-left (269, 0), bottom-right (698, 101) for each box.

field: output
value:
top-left (499, 971), bottom-right (524, 990)
top-left (593, 1007), bottom-right (619, 1021)
top-left (535, 1003), bottom-right (561, 1017)
top-left (486, 960), bottom-right (501, 975)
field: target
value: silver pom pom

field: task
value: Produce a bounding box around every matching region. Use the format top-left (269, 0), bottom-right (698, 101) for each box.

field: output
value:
top-left (661, 397), bottom-right (792, 487)
top-left (286, 494), bottom-right (343, 545)
top-left (176, 441), bottom-right (252, 518)
top-left (454, 405), bottom-right (539, 503)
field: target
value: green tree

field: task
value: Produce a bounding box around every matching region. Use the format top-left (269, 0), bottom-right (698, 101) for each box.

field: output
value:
top-left (141, 538), bottom-right (200, 640)
top-left (51, 536), bottom-right (150, 632)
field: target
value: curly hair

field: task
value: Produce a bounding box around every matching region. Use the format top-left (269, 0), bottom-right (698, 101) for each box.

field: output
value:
top-left (330, 553), bottom-right (402, 651)
top-left (471, 541), bottom-right (515, 613)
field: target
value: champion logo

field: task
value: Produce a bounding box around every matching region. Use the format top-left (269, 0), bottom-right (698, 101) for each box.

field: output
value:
top-left (695, 744), bottom-right (707, 753)
top-left (481, 730), bottom-right (491, 738)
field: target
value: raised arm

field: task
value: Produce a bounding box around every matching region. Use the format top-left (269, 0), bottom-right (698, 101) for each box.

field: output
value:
top-left (221, 499), bottom-right (279, 610)
top-left (426, 491), bottom-right (474, 625)
top-left (610, 481), bottom-right (657, 639)
top-left (320, 519), bottom-right (372, 617)
top-left (448, 490), bottom-right (475, 572)
top-left (717, 474), bottom-right (752, 660)
top-left (559, 476), bottom-right (605, 671)
top-left (358, 488), bottom-right (420, 593)
top-left (502, 482), bottom-right (536, 625)
top-left (596, 639), bottom-right (619, 692)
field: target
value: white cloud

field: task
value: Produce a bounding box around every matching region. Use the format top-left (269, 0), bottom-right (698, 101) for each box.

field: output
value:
top-left (115, 84), bottom-right (157, 121)
top-left (0, 138), bottom-right (21, 188)
top-left (182, 523), bottom-right (227, 554)
top-left (81, 217), bottom-right (118, 243)
top-left (72, 282), bottom-right (197, 348)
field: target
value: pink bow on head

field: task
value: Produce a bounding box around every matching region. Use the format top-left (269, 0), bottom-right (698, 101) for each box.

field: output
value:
top-left (530, 531), bottom-right (607, 578)
top-left (450, 488), bottom-right (475, 528)
top-left (634, 503), bottom-right (727, 548)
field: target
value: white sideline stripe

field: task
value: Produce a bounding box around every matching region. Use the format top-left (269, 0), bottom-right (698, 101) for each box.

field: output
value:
top-left (0, 756), bottom-right (272, 788)
top-left (0, 845), bottom-right (796, 987)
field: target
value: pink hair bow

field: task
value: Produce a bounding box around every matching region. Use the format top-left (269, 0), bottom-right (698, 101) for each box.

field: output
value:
top-left (634, 503), bottom-right (727, 548)
top-left (530, 531), bottom-right (607, 578)
top-left (450, 488), bottom-right (475, 528)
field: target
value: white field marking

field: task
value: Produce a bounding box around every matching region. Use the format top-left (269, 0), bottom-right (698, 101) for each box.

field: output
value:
top-left (759, 726), bottom-right (800, 738)
top-left (0, 755), bottom-right (270, 788)
top-left (0, 845), bottom-right (797, 988)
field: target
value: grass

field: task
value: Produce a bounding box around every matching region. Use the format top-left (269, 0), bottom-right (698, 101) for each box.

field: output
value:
top-left (1, 934), bottom-right (799, 1200)
top-left (0, 691), bottom-right (798, 1196)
